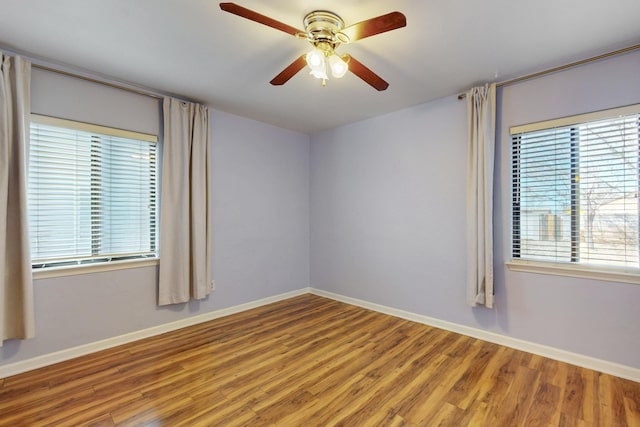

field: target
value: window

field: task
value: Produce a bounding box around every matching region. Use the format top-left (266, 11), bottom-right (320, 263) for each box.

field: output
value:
top-left (28, 115), bottom-right (157, 268)
top-left (511, 105), bottom-right (640, 277)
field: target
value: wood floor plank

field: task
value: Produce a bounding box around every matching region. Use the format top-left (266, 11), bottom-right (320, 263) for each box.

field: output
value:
top-left (426, 401), bottom-right (467, 426)
top-left (526, 381), bottom-right (563, 427)
top-left (464, 400), bottom-right (492, 426)
top-left (339, 330), bottom-right (470, 425)
top-left (111, 394), bottom-right (195, 426)
top-left (39, 388), bottom-right (141, 427)
top-left (199, 310), bottom-right (363, 400)
top-left (491, 364), bottom-right (541, 426)
top-left (444, 340), bottom-right (502, 408)
top-left (2, 346), bottom-right (133, 390)
top-left (0, 385), bottom-right (96, 425)
top-left (360, 408), bottom-right (409, 427)
top-left (332, 335), bottom-right (450, 425)
top-left (253, 389), bottom-right (317, 425)
top-left (455, 345), bottom-right (508, 411)
top-left (298, 374), bottom-right (379, 425)
top-left (400, 341), bottom-right (486, 424)
top-left (242, 324), bottom-right (374, 409)
top-left (462, 348), bottom-right (525, 424)
top-left (625, 396), bottom-right (640, 426)
top-left (306, 322), bottom-right (421, 397)
top-left (383, 352), bottom-right (454, 415)
top-left (1, 293), bottom-right (638, 426)
top-left (74, 413), bottom-right (115, 427)
top-left (559, 413), bottom-right (592, 427)
top-left (563, 364), bottom-right (587, 421)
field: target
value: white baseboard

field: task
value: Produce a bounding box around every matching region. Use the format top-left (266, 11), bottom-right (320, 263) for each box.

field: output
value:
top-left (0, 287), bottom-right (311, 380)
top-left (3, 286), bottom-right (638, 383)
top-left (310, 288), bottom-right (640, 383)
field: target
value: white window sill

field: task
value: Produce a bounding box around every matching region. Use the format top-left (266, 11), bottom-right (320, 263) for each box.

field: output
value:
top-left (506, 260), bottom-right (640, 285)
top-left (33, 258), bottom-right (159, 279)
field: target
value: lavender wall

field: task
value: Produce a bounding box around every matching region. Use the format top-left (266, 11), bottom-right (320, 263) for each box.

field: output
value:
top-left (494, 50), bottom-right (640, 367)
top-left (310, 97), bottom-right (470, 319)
top-left (0, 70), bottom-right (310, 366)
top-left (3, 51), bottom-right (638, 371)
top-left (310, 50), bottom-right (640, 369)
top-left (210, 110), bottom-right (310, 305)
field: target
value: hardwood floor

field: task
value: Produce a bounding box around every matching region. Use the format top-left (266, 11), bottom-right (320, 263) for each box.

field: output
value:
top-left (1, 294), bottom-right (639, 426)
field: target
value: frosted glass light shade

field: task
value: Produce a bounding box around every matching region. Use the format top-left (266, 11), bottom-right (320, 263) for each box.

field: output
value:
top-left (306, 48), bottom-right (326, 78)
top-left (328, 54), bottom-right (348, 78)
top-left (310, 69), bottom-right (328, 80)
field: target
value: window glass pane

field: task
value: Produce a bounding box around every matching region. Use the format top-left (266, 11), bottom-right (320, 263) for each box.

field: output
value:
top-left (517, 128), bottom-right (572, 262)
top-left (96, 135), bottom-right (157, 255)
top-left (512, 108), bottom-right (640, 271)
top-left (29, 123), bottom-right (93, 260)
top-left (28, 117), bottom-right (157, 266)
top-left (577, 117), bottom-right (639, 267)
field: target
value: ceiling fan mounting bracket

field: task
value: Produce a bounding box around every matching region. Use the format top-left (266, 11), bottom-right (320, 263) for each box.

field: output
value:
top-left (300, 10), bottom-right (350, 48)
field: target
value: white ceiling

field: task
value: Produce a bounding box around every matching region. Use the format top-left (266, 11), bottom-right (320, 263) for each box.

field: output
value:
top-left (1, 0), bottom-right (639, 134)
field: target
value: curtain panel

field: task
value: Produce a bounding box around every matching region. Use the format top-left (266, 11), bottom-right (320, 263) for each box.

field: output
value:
top-left (0, 52), bottom-right (35, 344)
top-left (466, 83), bottom-right (496, 308)
top-left (158, 97), bottom-right (213, 305)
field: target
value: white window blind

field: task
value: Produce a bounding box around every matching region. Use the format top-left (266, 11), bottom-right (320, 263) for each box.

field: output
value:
top-left (28, 115), bottom-right (158, 267)
top-left (511, 105), bottom-right (640, 272)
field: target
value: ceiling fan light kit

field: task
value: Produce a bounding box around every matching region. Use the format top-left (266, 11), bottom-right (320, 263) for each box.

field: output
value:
top-left (219, 2), bottom-right (406, 91)
top-left (305, 48), bottom-right (349, 86)
top-left (298, 11), bottom-right (350, 85)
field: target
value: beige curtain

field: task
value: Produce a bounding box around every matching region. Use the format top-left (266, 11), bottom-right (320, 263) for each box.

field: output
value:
top-left (158, 97), bottom-right (213, 305)
top-left (466, 83), bottom-right (496, 308)
top-left (0, 53), bottom-right (35, 344)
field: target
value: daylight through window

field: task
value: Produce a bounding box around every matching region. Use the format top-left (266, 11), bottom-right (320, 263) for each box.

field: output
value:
top-left (28, 115), bottom-right (158, 268)
top-left (511, 105), bottom-right (640, 272)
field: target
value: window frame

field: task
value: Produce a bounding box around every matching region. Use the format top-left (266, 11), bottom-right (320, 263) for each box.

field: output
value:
top-left (29, 114), bottom-right (160, 277)
top-left (507, 104), bottom-right (640, 285)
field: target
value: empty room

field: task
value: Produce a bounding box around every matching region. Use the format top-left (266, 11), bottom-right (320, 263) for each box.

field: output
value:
top-left (1, 1), bottom-right (639, 425)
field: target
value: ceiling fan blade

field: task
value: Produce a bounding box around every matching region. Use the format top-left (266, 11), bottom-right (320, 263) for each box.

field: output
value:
top-left (219, 3), bottom-right (302, 36)
top-left (270, 55), bottom-right (307, 86)
top-left (346, 55), bottom-right (389, 91)
top-left (342, 12), bottom-right (406, 42)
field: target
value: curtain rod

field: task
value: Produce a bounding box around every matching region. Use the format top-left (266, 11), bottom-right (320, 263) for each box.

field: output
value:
top-left (32, 63), bottom-right (163, 101)
top-left (457, 43), bottom-right (640, 100)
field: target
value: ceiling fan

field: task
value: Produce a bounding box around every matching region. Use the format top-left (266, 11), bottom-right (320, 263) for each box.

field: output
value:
top-left (219, 3), bottom-right (406, 91)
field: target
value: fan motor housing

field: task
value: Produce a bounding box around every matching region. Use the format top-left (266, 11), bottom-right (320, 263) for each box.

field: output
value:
top-left (303, 10), bottom-right (348, 46)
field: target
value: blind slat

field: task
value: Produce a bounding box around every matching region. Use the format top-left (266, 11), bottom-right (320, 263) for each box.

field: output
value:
top-left (29, 117), bottom-right (158, 266)
top-left (511, 109), bottom-right (639, 270)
